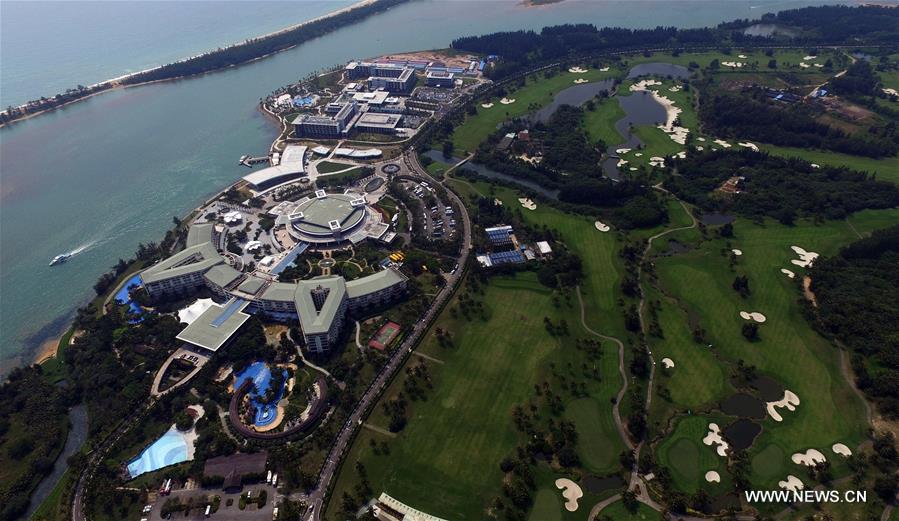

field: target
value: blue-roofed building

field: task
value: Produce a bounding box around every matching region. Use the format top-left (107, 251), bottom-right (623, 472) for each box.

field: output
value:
top-left (488, 250), bottom-right (526, 266)
top-left (485, 225), bottom-right (514, 246)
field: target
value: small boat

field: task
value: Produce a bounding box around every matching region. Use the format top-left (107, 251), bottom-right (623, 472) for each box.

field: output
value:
top-left (49, 253), bottom-right (71, 266)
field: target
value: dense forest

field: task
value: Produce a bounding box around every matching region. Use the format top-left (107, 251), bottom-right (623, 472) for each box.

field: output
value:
top-left (698, 85), bottom-right (898, 158)
top-left (0, 369), bottom-right (69, 521)
top-left (667, 150), bottom-right (899, 222)
top-left (468, 104), bottom-right (668, 228)
top-left (451, 5), bottom-right (899, 81)
top-left (809, 225), bottom-right (899, 419)
top-left (1, 0), bottom-right (410, 125)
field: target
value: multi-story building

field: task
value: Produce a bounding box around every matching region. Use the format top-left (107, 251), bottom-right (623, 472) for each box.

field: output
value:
top-left (292, 101), bottom-right (357, 139)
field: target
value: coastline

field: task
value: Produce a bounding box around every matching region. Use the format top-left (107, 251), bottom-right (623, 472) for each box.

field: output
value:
top-left (34, 334), bottom-right (63, 365)
top-left (0, 0), bottom-right (388, 128)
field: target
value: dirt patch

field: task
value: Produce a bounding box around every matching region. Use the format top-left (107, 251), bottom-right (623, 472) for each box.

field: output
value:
top-left (802, 276), bottom-right (818, 307)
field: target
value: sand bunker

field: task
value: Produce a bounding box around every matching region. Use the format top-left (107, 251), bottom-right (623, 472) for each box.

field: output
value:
top-left (661, 357), bottom-right (674, 369)
top-left (500, 97), bottom-right (516, 105)
top-left (634, 152), bottom-right (643, 157)
top-left (518, 197), bottom-right (536, 210)
top-left (781, 268), bottom-right (796, 279)
top-left (629, 167), bottom-right (638, 171)
top-left (669, 85), bottom-right (682, 92)
top-left (573, 78), bottom-right (589, 84)
top-left (722, 61), bottom-right (745, 68)
top-left (792, 449), bottom-right (827, 467)
top-left (630, 79), bottom-right (662, 91)
top-left (616, 148), bottom-right (631, 155)
top-left (705, 471), bottom-right (721, 483)
top-left (739, 311), bottom-right (766, 323)
top-left (832, 443), bottom-right (852, 457)
top-left (595, 221), bottom-right (611, 232)
top-left (568, 66), bottom-right (588, 74)
top-left (599, 66), bottom-right (610, 72)
top-left (732, 249), bottom-right (743, 256)
top-left (481, 103), bottom-right (494, 108)
top-left (617, 159), bottom-right (629, 167)
top-left (649, 156), bottom-right (665, 168)
top-left (493, 198), bottom-right (503, 206)
top-left (673, 150), bottom-right (687, 159)
top-left (810, 163), bottom-right (821, 168)
top-left (703, 423), bottom-right (730, 457)
top-left (695, 145), bottom-right (704, 151)
top-left (779, 475), bottom-right (804, 492)
top-left (884, 88), bottom-right (899, 97)
top-left (814, 63), bottom-right (824, 68)
top-left (803, 55), bottom-right (817, 61)
top-left (790, 246), bottom-right (819, 268)
top-left (696, 137), bottom-right (706, 142)
top-left (800, 62), bottom-right (810, 69)
top-left (738, 54), bottom-right (748, 59)
top-left (766, 390), bottom-right (800, 422)
top-left (555, 478), bottom-right (583, 512)
top-left (713, 139), bottom-right (732, 148)
top-left (738, 142), bottom-right (759, 152)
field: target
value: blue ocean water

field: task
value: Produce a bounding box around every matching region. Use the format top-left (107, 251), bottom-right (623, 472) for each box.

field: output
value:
top-left (0, 0), bottom-right (356, 107)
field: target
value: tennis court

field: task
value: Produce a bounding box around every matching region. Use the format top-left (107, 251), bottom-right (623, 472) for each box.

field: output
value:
top-left (369, 321), bottom-right (401, 351)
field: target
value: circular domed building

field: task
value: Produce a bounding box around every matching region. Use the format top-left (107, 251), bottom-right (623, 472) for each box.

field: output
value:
top-left (286, 190), bottom-right (385, 246)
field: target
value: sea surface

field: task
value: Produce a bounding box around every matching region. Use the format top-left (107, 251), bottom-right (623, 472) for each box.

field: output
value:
top-left (0, 0), bottom-right (844, 376)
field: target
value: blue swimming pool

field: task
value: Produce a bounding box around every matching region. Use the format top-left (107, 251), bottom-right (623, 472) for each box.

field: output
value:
top-left (114, 274), bottom-right (144, 322)
top-left (233, 362), bottom-right (287, 427)
top-left (126, 427), bottom-right (190, 478)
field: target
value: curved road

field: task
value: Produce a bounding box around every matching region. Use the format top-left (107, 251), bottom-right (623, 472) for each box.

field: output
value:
top-left (302, 150), bottom-right (472, 521)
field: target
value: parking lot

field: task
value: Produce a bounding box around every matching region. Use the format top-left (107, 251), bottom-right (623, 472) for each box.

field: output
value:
top-left (400, 180), bottom-right (456, 241)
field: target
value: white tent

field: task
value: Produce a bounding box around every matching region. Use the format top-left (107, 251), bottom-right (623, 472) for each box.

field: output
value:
top-left (178, 298), bottom-right (216, 325)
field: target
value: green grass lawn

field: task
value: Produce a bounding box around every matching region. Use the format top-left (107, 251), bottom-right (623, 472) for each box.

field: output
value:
top-left (452, 67), bottom-right (621, 153)
top-left (652, 211), bottom-right (899, 490)
top-left (656, 415), bottom-right (731, 495)
top-left (326, 274), bottom-right (586, 519)
top-left (327, 270), bottom-right (627, 520)
top-left (761, 144), bottom-right (899, 185)
top-left (315, 160), bottom-right (355, 173)
top-left (596, 500), bottom-right (662, 521)
top-left (583, 96), bottom-right (625, 146)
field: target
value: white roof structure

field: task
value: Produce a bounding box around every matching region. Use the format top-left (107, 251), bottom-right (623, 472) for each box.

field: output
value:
top-left (333, 147), bottom-right (382, 158)
top-left (178, 298), bottom-right (216, 325)
top-left (536, 241), bottom-right (552, 254)
top-left (223, 211), bottom-right (242, 224)
top-left (242, 145), bottom-right (307, 190)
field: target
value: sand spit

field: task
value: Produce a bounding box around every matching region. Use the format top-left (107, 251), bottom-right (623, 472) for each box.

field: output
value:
top-left (767, 390), bottom-right (800, 422)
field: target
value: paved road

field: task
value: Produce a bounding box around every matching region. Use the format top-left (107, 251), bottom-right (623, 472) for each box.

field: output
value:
top-left (302, 150), bottom-right (472, 521)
